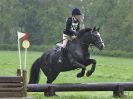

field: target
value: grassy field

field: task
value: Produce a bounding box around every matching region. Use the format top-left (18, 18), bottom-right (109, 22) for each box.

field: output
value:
top-left (0, 51), bottom-right (133, 99)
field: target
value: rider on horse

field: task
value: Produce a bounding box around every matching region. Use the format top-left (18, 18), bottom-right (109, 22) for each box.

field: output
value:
top-left (58, 8), bottom-right (82, 64)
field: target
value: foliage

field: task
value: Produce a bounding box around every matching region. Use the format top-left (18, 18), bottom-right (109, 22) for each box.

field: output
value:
top-left (0, 0), bottom-right (133, 54)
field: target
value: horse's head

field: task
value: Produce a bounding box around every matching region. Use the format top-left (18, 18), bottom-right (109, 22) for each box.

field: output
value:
top-left (77, 27), bottom-right (105, 50)
top-left (90, 27), bottom-right (105, 50)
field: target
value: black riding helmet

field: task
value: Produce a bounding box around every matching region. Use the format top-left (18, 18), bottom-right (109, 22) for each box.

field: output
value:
top-left (72, 8), bottom-right (82, 16)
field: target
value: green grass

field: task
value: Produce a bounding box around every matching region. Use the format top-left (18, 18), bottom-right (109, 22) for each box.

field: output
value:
top-left (0, 51), bottom-right (133, 99)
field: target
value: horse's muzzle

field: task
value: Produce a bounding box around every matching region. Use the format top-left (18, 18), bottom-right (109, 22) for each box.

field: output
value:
top-left (99, 43), bottom-right (105, 50)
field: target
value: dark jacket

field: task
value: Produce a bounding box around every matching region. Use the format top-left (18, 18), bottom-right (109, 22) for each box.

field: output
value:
top-left (64, 17), bottom-right (80, 36)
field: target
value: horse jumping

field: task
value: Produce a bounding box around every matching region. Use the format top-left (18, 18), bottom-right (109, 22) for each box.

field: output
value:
top-left (29, 27), bottom-right (105, 84)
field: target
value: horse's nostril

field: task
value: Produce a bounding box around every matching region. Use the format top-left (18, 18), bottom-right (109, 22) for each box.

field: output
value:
top-left (99, 44), bottom-right (104, 50)
top-left (101, 43), bottom-right (105, 49)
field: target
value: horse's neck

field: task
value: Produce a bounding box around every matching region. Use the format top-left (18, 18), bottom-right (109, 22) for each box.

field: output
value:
top-left (67, 39), bottom-right (90, 60)
top-left (68, 39), bottom-right (90, 54)
top-left (77, 35), bottom-right (91, 49)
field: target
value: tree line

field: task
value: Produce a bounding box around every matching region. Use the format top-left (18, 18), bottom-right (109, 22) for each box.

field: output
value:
top-left (0, 0), bottom-right (133, 52)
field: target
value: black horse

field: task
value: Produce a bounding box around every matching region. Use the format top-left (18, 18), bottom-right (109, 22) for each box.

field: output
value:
top-left (29, 27), bottom-right (105, 84)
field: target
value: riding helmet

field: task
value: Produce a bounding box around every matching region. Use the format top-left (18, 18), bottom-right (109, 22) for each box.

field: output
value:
top-left (72, 8), bottom-right (82, 16)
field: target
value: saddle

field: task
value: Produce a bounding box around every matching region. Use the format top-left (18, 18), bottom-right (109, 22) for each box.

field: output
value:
top-left (55, 41), bottom-right (70, 54)
top-left (55, 46), bottom-right (62, 53)
top-left (54, 42), bottom-right (69, 63)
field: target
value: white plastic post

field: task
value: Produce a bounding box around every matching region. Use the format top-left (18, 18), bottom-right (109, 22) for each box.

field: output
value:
top-left (24, 48), bottom-right (27, 70)
top-left (17, 39), bottom-right (22, 70)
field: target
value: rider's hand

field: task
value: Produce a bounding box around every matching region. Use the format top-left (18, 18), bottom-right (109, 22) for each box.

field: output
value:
top-left (72, 35), bottom-right (77, 39)
top-left (73, 32), bottom-right (77, 36)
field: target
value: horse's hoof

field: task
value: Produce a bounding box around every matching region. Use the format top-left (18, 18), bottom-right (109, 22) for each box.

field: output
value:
top-left (77, 73), bottom-right (84, 78)
top-left (86, 72), bottom-right (92, 77)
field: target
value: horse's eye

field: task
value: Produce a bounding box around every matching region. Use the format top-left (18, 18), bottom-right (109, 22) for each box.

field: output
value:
top-left (93, 34), bottom-right (97, 37)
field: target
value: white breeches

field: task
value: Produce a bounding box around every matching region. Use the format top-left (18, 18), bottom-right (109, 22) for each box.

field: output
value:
top-left (61, 34), bottom-right (76, 48)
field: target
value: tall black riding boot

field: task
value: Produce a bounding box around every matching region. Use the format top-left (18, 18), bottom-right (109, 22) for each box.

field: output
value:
top-left (58, 47), bottom-right (65, 64)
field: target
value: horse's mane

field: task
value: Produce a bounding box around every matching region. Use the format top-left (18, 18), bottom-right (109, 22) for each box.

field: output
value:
top-left (77, 28), bottom-right (92, 38)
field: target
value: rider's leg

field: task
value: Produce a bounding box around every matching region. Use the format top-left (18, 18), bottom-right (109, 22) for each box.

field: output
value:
top-left (58, 34), bottom-right (68, 63)
top-left (62, 34), bottom-right (68, 48)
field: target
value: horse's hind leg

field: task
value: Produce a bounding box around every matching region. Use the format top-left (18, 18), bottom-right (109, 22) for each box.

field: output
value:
top-left (47, 71), bottom-right (60, 84)
top-left (40, 65), bottom-right (55, 84)
top-left (41, 66), bottom-right (59, 83)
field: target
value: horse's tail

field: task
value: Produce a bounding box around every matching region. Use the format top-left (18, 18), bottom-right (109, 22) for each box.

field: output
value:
top-left (29, 58), bottom-right (41, 84)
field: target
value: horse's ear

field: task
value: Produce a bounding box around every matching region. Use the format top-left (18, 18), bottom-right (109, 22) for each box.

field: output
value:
top-left (97, 27), bottom-right (100, 32)
top-left (93, 26), bottom-right (96, 31)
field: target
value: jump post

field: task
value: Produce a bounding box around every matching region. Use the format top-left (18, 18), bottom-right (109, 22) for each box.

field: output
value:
top-left (0, 69), bottom-right (27, 98)
top-left (27, 82), bottom-right (133, 97)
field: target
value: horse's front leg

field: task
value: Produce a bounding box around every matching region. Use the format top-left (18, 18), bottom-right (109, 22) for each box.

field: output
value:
top-left (77, 59), bottom-right (92, 78)
top-left (73, 61), bottom-right (86, 69)
top-left (77, 68), bottom-right (86, 78)
top-left (85, 59), bottom-right (96, 77)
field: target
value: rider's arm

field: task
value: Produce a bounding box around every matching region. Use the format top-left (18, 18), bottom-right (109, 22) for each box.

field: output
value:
top-left (76, 21), bottom-right (80, 35)
top-left (65, 18), bottom-right (76, 36)
top-left (77, 21), bottom-right (80, 32)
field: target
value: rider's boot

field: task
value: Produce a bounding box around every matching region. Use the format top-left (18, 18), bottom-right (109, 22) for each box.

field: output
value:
top-left (58, 47), bottom-right (65, 64)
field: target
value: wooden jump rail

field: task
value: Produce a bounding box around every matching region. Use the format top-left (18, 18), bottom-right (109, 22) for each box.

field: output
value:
top-left (27, 82), bottom-right (133, 97)
top-left (0, 69), bottom-right (27, 97)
